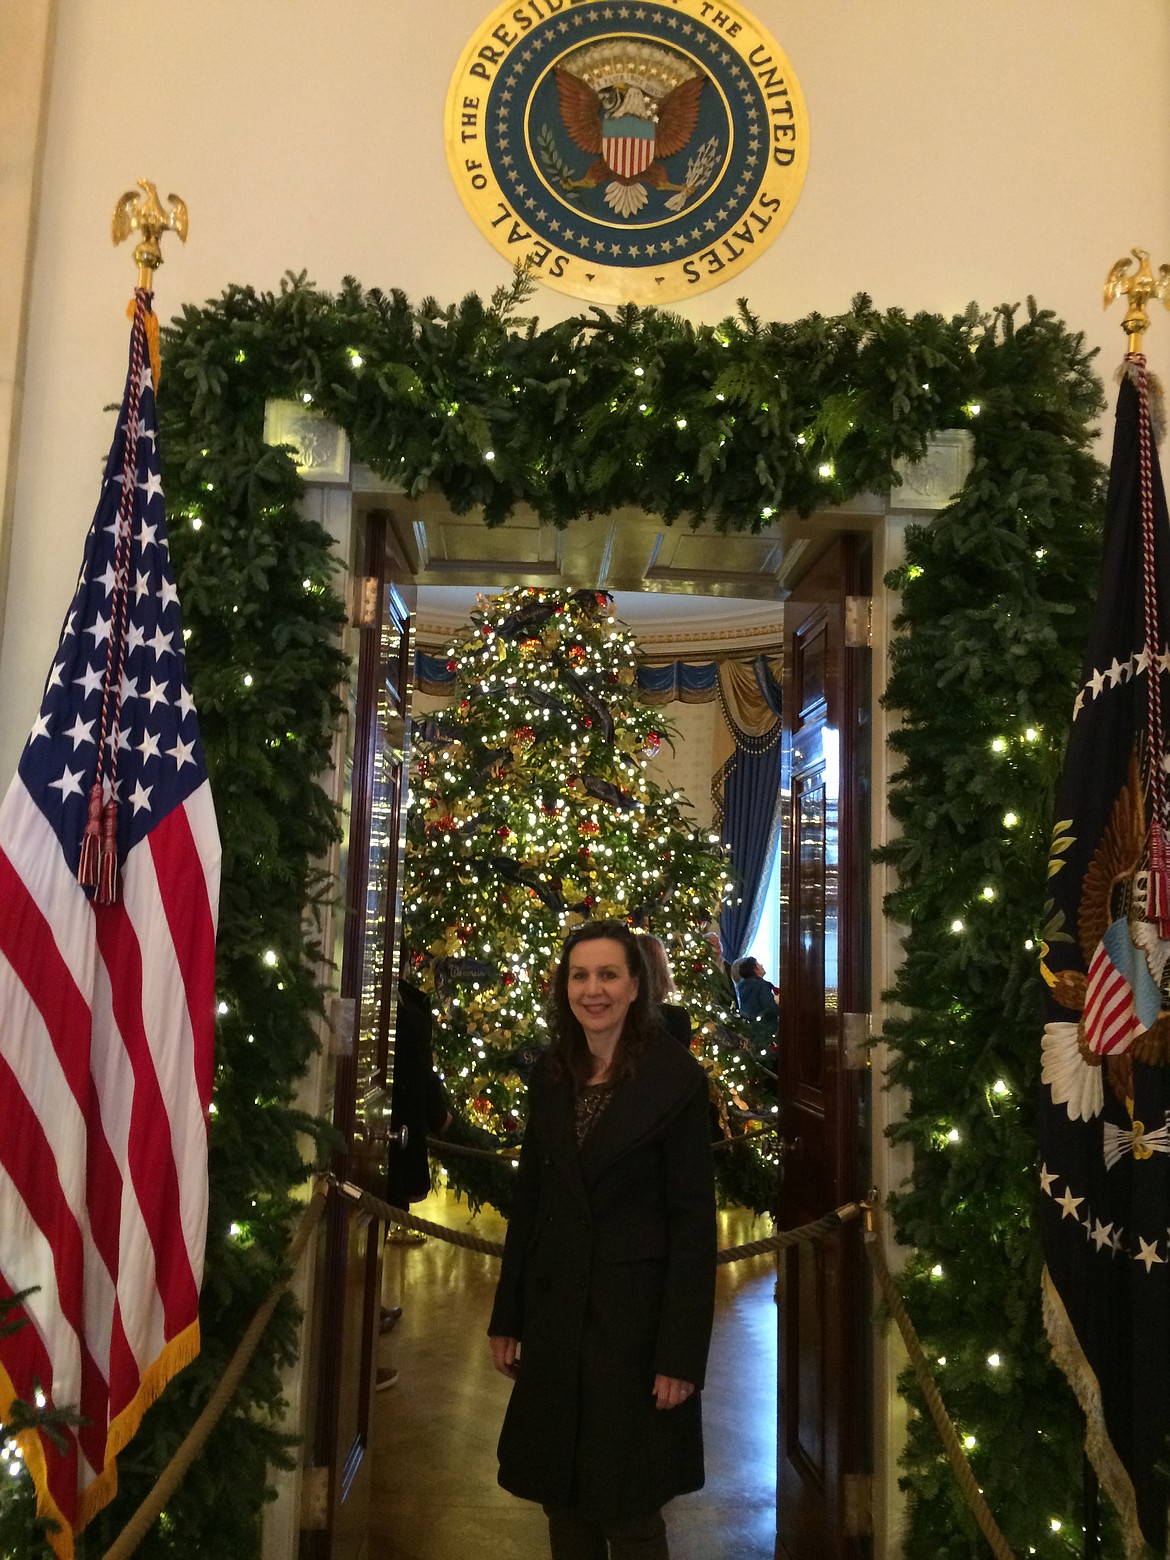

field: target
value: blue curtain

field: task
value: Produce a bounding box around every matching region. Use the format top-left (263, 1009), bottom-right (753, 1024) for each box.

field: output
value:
top-left (416, 652), bottom-right (722, 702)
top-left (718, 657), bottom-right (783, 964)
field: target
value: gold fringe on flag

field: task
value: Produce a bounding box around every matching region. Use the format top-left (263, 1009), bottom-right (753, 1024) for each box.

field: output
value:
top-left (1042, 1267), bottom-right (1145, 1560)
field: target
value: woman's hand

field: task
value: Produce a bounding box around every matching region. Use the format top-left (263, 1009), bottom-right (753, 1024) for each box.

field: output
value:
top-left (652, 1374), bottom-right (696, 1410)
top-left (490, 1334), bottom-right (521, 1379)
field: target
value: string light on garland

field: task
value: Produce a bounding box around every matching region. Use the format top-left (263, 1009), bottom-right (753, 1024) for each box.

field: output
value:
top-left (0, 275), bottom-right (1090, 1560)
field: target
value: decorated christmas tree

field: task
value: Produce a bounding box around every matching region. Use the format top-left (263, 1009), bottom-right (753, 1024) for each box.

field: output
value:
top-left (403, 586), bottom-right (776, 1210)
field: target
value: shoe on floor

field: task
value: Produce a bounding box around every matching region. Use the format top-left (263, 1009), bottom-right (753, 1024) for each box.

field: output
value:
top-left (387, 1226), bottom-right (427, 1246)
top-left (380, 1305), bottom-right (403, 1335)
top-left (375, 1365), bottom-right (399, 1392)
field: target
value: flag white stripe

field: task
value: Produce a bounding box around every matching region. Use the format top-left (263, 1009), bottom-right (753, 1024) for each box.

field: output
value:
top-left (87, 953), bottom-right (164, 1379)
top-left (120, 838), bottom-right (210, 1283)
top-left (0, 779), bottom-right (97, 999)
top-left (0, 954), bottom-right (120, 1391)
top-left (184, 781), bottom-right (222, 936)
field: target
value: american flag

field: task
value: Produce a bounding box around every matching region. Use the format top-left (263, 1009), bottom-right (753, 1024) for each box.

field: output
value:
top-left (0, 292), bottom-right (219, 1557)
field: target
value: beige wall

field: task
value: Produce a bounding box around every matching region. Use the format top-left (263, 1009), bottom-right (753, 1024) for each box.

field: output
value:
top-left (3, 0), bottom-right (1170, 769)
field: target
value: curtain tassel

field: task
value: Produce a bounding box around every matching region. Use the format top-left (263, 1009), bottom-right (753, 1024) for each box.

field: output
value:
top-left (78, 782), bottom-right (103, 888)
top-left (97, 798), bottom-right (120, 906)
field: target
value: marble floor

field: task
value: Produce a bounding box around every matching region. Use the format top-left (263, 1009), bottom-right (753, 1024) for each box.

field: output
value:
top-left (371, 1187), bottom-right (777, 1560)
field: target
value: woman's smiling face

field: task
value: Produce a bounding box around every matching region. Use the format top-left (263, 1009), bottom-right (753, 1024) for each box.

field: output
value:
top-left (566, 936), bottom-right (640, 1045)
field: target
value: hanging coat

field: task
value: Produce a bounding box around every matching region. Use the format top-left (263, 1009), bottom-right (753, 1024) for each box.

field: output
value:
top-left (388, 979), bottom-right (451, 1206)
top-left (488, 1028), bottom-right (716, 1521)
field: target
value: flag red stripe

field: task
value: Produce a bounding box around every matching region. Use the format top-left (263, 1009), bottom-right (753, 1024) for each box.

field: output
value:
top-left (149, 801), bottom-right (217, 1111)
top-left (0, 849), bottom-right (92, 1113)
top-left (0, 1054), bottom-right (110, 1480)
top-left (0, 849), bottom-right (126, 1286)
top-left (93, 904), bottom-right (198, 1335)
top-left (105, 1299), bottom-right (142, 1433)
top-left (1084, 952), bottom-right (1140, 1054)
top-left (0, 1280), bottom-right (82, 1525)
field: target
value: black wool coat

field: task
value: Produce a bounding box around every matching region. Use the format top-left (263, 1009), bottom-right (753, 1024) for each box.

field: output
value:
top-left (488, 1029), bottom-right (716, 1521)
top-left (387, 980), bottom-right (451, 1206)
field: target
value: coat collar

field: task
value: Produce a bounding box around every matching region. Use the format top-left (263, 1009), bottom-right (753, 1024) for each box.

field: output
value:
top-left (532, 1030), bottom-right (703, 1197)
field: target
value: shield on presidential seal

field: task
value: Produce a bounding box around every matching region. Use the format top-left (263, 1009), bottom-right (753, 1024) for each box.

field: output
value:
top-left (601, 115), bottom-right (656, 179)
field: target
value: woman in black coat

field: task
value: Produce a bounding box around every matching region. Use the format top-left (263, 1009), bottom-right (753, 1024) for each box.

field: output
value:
top-left (488, 920), bottom-right (716, 1559)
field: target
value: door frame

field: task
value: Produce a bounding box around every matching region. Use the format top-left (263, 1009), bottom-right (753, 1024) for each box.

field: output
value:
top-left (259, 450), bottom-right (955, 1560)
top-left (774, 533), bottom-right (872, 1560)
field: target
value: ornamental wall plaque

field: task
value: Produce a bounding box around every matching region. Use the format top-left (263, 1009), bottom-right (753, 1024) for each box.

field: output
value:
top-left (445, 0), bottom-right (809, 304)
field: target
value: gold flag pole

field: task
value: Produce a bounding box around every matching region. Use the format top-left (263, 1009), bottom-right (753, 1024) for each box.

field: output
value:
top-left (110, 179), bottom-right (188, 387)
top-left (111, 179), bottom-right (188, 292)
top-left (1104, 247), bottom-right (1170, 355)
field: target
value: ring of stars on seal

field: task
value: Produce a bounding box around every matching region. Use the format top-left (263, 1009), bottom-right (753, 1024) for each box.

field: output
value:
top-left (445, 0), bottom-right (809, 304)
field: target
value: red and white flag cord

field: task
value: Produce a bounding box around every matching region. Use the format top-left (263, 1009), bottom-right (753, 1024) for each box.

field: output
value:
top-left (77, 288), bottom-right (152, 904)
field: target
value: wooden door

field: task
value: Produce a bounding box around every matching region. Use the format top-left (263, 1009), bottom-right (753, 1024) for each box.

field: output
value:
top-left (302, 517), bottom-right (415, 1560)
top-left (775, 535), bottom-right (871, 1559)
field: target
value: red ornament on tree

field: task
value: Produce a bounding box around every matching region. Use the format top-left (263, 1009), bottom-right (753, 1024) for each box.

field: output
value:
top-left (583, 717), bottom-right (593, 728)
top-left (498, 825), bottom-right (511, 838)
top-left (568, 645), bottom-right (586, 665)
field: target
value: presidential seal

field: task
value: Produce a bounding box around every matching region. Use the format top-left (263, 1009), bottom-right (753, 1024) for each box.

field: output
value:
top-left (445, 0), bottom-right (809, 304)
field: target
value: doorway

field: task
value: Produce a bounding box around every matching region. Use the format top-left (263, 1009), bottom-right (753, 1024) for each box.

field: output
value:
top-left (293, 492), bottom-right (877, 1559)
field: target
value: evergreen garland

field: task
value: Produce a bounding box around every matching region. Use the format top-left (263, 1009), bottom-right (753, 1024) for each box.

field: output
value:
top-left (879, 306), bottom-right (1109, 1556)
top-left (0, 273), bottom-right (1109, 1557)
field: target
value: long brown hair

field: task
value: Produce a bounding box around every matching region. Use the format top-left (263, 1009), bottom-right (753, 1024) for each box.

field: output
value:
top-left (547, 920), bottom-right (655, 1088)
top-left (640, 934), bottom-right (678, 1005)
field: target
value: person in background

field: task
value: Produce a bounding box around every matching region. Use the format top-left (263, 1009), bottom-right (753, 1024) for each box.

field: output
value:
top-left (488, 920), bottom-right (716, 1559)
top-left (645, 933), bottom-right (730, 1142)
top-left (640, 933), bottom-right (691, 1047)
top-left (377, 975), bottom-right (453, 1391)
top-left (731, 957), bottom-right (778, 1024)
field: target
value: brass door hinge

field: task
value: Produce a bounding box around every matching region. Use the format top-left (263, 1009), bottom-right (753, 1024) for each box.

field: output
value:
top-left (842, 1472), bottom-right (873, 1536)
top-left (841, 1011), bottom-right (871, 1070)
top-left (300, 1465), bottom-right (330, 1530)
top-left (844, 596), bottom-right (872, 649)
top-left (351, 574), bottom-right (379, 627)
top-left (330, 996), bottom-right (356, 1057)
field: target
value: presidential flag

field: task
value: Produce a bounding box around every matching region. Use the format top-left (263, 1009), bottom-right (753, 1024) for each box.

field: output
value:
top-left (1040, 355), bottom-right (1170, 1553)
top-left (0, 290), bottom-right (219, 1556)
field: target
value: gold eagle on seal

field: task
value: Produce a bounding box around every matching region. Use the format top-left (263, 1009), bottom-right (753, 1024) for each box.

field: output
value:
top-left (547, 39), bottom-right (715, 218)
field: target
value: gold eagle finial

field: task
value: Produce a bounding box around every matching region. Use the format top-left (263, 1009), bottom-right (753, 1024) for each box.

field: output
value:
top-left (112, 179), bottom-right (188, 290)
top-left (1104, 248), bottom-right (1170, 354)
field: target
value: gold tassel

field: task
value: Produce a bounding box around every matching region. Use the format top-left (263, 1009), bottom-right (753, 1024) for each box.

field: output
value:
top-left (1118, 359), bottom-right (1166, 443)
top-left (126, 297), bottom-right (162, 390)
